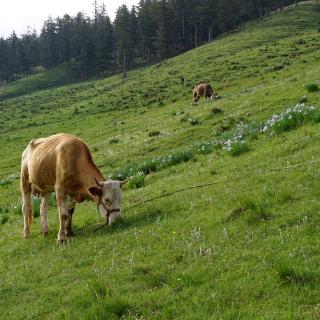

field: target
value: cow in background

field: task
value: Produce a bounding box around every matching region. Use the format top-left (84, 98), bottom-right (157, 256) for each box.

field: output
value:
top-left (193, 83), bottom-right (217, 104)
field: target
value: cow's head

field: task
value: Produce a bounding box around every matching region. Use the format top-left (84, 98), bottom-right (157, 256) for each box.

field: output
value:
top-left (193, 89), bottom-right (200, 104)
top-left (193, 95), bottom-right (200, 104)
top-left (88, 179), bottom-right (128, 224)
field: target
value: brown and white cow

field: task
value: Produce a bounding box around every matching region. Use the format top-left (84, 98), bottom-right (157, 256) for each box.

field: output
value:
top-left (192, 83), bottom-right (217, 104)
top-left (20, 133), bottom-right (127, 243)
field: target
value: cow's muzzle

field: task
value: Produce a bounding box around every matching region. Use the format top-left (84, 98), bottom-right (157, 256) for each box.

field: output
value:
top-left (107, 208), bottom-right (121, 225)
top-left (97, 198), bottom-right (121, 224)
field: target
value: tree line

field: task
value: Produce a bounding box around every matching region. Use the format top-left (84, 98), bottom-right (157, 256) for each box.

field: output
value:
top-left (0, 0), bottom-right (300, 82)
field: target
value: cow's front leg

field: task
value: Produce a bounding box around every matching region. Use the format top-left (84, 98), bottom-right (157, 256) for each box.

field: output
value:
top-left (56, 190), bottom-right (69, 243)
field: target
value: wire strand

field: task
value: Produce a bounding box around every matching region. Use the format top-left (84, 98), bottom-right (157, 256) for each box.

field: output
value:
top-left (121, 159), bottom-right (320, 212)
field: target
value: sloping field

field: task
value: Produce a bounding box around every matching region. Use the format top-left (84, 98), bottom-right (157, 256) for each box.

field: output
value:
top-left (1, 2), bottom-right (320, 319)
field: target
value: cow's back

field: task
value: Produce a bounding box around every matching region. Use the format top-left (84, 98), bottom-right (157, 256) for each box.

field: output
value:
top-left (22, 133), bottom-right (90, 193)
top-left (194, 84), bottom-right (205, 96)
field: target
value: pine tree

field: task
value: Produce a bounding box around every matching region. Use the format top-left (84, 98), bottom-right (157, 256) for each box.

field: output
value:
top-left (71, 13), bottom-right (95, 79)
top-left (114, 5), bottom-right (133, 77)
top-left (20, 28), bottom-right (39, 75)
top-left (153, 0), bottom-right (172, 60)
top-left (217, 0), bottom-right (241, 33)
top-left (56, 14), bottom-right (74, 64)
top-left (137, 0), bottom-right (156, 65)
top-left (95, 5), bottom-right (114, 76)
top-left (7, 32), bottom-right (22, 80)
top-left (0, 38), bottom-right (9, 81)
top-left (40, 17), bottom-right (59, 69)
top-left (129, 6), bottom-right (139, 66)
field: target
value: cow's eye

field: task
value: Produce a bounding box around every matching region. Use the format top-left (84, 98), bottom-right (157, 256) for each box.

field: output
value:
top-left (104, 198), bottom-right (110, 203)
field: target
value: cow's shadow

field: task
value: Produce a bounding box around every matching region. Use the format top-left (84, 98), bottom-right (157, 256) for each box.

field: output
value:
top-left (76, 206), bottom-right (175, 237)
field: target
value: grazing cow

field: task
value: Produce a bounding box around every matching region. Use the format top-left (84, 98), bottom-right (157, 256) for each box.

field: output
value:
top-left (192, 83), bottom-right (217, 104)
top-left (20, 133), bottom-right (127, 243)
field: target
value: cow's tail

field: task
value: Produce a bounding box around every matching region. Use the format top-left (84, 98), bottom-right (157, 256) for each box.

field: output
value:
top-left (20, 174), bottom-right (33, 226)
top-left (20, 150), bottom-right (33, 226)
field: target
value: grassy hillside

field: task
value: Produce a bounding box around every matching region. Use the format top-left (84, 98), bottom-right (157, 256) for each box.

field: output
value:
top-left (0, 64), bottom-right (81, 102)
top-left (1, 2), bottom-right (320, 319)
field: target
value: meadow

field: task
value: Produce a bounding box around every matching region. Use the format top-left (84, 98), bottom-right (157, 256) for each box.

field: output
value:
top-left (1, 2), bottom-right (320, 319)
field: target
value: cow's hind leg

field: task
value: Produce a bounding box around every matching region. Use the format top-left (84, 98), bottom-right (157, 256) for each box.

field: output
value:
top-left (40, 194), bottom-right (50, 236)
top-left (21, 168), bottom-right (32, 238)
top-left (22, 189), bottom-right (32, 238)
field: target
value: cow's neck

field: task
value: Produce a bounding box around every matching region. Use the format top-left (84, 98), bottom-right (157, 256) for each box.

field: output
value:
top-left (88, 164), bottom-right (105, 185)
top-left (81, 163), bottom-right (105, 200)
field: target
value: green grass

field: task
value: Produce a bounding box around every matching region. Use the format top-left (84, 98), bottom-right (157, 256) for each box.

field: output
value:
top-left (1, 2), bottom-right (320, 319)
top-left (276, 262), bottom-right (318, 286)
top-left (0, 212), bottom-right (9, 224)
top-left (304, 83), bottom-right (319, 92)
top-left (127, 173), bottom-right (146, 189)
top-left (0, 64), bottom-right (80, 101)
top-left (32, 197), bottom-right (41, 218)
top-left (228, 141), bottom-right (250, 156)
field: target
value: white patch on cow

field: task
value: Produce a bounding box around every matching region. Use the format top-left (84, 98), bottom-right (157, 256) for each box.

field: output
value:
top-left (105, 180), bottom-right (121, 190)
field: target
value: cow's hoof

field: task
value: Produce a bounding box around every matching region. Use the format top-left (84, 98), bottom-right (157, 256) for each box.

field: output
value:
top-left (42, 227), bottom-right (48, 236)
top-left (57, 238), bottom-right (69, 245)
top-left (57, 233), bottom-right (68, 244)
top-left (23, 230), bottom-right (30, 238)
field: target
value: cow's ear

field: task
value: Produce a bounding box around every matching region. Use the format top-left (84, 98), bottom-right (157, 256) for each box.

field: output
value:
top-left (88, 186), bottom-right (102, 197)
